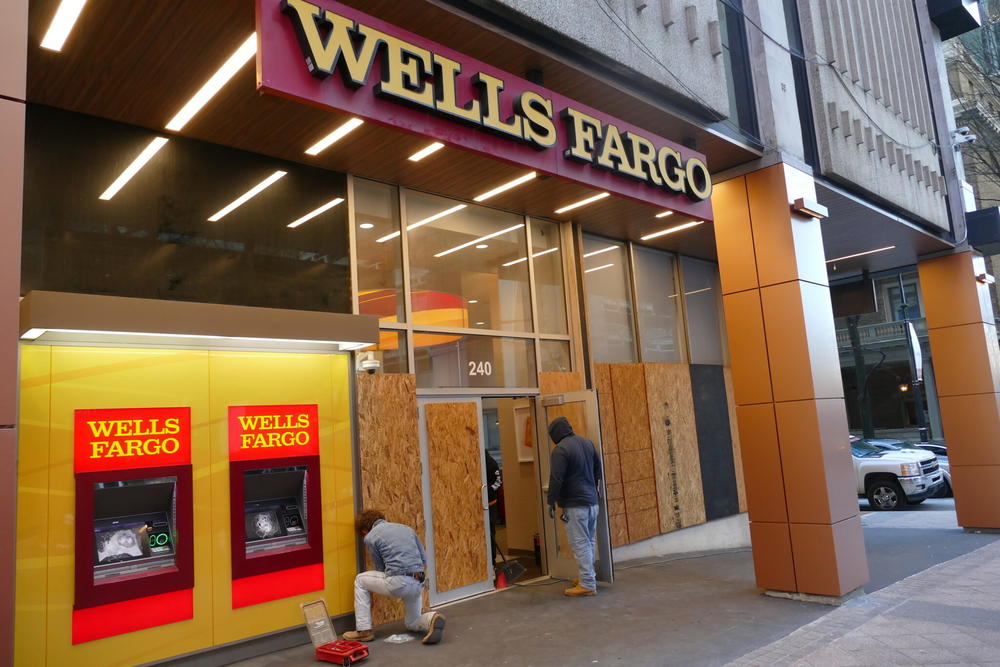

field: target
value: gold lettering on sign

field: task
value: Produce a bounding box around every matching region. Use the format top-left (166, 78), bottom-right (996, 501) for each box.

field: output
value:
top-left (433, 54), bottom-right (482, 124)
top-left (516, 91), bottom-right (557, 149)
top-left (561, 108), bottom-right (604, 162)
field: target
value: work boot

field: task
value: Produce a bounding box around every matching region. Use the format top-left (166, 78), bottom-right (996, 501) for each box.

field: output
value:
top-left (422, 612), bottom-right (446, 644)
top-left (342, 629), bottom-right (375, 642)
top-left (563, 584), bottom-right (597, 597)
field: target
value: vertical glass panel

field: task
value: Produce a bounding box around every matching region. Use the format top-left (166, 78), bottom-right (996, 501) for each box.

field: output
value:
top-left (633, 246), bottom-right (682, 363)
top-left (529, 218), bottom-right (568, 334)
top-left (539, 339), bottom-right (572, 372)
top-left (361, 329), bottom-right (408, 373)
top-left (413, 332), bottom-right (537, 388)
top-left (405, 191), bottom-right (532, 332)
top-left (681, 256), bottom-right (724, 364)
top-left (354, 179), bottom-right (403, 323)
top-left (581, 235), bottom-right (636, 363)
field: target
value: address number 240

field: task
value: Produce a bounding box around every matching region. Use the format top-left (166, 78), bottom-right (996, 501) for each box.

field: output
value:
top-left (468, 361), bottom-right (493, 376)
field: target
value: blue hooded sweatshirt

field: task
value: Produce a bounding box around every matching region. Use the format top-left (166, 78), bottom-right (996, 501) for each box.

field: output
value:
top-left (546, 417), bottom-right (602, 508)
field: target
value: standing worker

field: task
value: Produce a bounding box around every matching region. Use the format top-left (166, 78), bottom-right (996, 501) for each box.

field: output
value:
top-left (342, 509), bottom-right (446, 645)
top-left (546, 417), bottom-right (602, 597)
top-left (485, 450), bottom-right (502, 562)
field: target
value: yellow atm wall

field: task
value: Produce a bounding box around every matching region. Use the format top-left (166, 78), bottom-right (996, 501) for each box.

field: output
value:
top-left (15, 346), bottom-right (356, 666)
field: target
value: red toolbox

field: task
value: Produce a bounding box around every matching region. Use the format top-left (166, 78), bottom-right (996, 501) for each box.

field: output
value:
top-left (316, 640), bottom-right (369, 665)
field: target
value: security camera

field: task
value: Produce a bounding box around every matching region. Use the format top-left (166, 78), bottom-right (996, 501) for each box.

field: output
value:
top-left (359, 358), bottom-right (381, 374)
top-left (953, 126), bottom-right (977, 148)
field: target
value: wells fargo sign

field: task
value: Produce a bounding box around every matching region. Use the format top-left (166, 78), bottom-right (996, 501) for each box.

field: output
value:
top-left (74, 407), bottom-right (192, 473)
top-left (256, 0), bottom-right (713, 219)
top-left (228, 404), bottom-right (320, 461)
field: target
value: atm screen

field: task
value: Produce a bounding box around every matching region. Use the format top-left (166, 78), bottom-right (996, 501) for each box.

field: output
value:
top-left (243, 466), bottom-right (309, 556)
top-left (92, 477), bottom-right (178, 582)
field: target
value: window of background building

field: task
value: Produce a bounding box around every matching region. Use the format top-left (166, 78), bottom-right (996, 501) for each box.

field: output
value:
top-left (529, 218), bottom-right (568, 335)
top-left (354, 178), bottom-right (403, 322)
top-left (633, 246), bottom-right (682, 363)
top-left (581, 235), bottom-right (636, 363)
top-left (681, 256), bottom-right (725, 365)
top-left (718, 0), bottom-right (760, 145)
top-left (405, 190), bottom-right (532, 332)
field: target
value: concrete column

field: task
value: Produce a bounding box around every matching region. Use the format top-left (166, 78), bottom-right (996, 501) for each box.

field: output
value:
top-left (918, 251), bottom-right (1000, 529)
top-left (713, 163), bottom-right (869, 598)
top-left (0, 2), bottom-right (26, 665)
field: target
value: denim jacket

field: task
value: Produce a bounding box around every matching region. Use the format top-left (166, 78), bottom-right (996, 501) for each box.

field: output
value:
top-left (363, 519), bottom-right (427, 576)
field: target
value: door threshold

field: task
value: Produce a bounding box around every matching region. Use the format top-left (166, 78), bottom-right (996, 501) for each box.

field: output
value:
top-left (430, 574), bottom-right (561, 609)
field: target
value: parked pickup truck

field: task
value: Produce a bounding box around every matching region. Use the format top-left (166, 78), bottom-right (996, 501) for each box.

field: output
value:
top-left (851, 439), bottom-right (943, 510)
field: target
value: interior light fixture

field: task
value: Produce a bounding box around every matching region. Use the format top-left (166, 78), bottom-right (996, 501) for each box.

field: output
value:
top-left (825, 245), bottom-right (896, 264)
top-left (584, 263), bottom-right (614, 274)
top-left (40, 0), bottom-right (88, 52)
top-left (475, 321), bottom-right (486, 326)
top-left (640, 220), bottom-right (704, 241)
top-left (582, 245), bottom-right (618, 259)
top-left (475, 244), bottom-right (489, 249)
top-left (207, 170), bottom-right (286, 222)
top-left (468, 299), bottom-right (479, 304)
top-left (166, 33), bottom-right (257, 132)
top-left (287, 197), bottom-right (344, 228)
top-left (473, 172), bottom-right (537, 202)
top-left (304, 118), bottom-right (364, 156)
top-left (408, 142), bottom-right (445, 161)
top-left (554, 192), bottom-right (609, 214)
top-left (655, 211), bottom-right (674, 218)
top-left (19, 327), bottom-right (369, 349)
top-left (501, 246), bottom-right (559, 267)
top-left (376, 204), bottom-right (466, 243)
top-left (434, 223), bottom-right (523, 257)
top-left (684, 287), bottom-right (712, 296)
top-left (359, 222), bottom-right (374, 229)
top-left (99, 137), bottom-right (169, 200)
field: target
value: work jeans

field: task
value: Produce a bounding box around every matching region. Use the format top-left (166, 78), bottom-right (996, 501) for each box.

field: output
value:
top-left (565, 504), bottom-right (600, 590)
top-left (354, 571), bottom-right (434, 632)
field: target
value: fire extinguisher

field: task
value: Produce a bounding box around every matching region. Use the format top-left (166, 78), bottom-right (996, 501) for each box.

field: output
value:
top-left (533, 533), bottom-right (541, 566)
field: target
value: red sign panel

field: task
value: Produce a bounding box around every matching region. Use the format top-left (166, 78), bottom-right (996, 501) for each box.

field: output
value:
top-left (228, 404), bottom-right (321, 461)
top-left (74, 407), bottom-right (191, 473)
top-left (256, 0), bottom-right (714, 220)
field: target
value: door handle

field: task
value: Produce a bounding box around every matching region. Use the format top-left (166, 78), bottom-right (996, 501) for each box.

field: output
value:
top-left (481, 483), bottom-right (488, 511)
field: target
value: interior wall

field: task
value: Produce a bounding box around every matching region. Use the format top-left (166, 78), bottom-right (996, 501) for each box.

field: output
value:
top-left (496, 397), bottom-right (540, 552)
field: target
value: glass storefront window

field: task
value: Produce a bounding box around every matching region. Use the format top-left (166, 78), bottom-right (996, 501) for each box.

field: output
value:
top-left (539, 339), bottom-right (572, 372)
top-left (413, 332), bottom-right (537, 388)
top-left (405, 190), bottom-right (532, 332)
top-left (529, 219), bottom-right (568, 334)
top-left (681, 257), bottom-right (725, 365)
top-left (362, 329), bottom-right (408, 373)
top-left (633, 246), bottom-right (682, 363)
top-left (354, 179), bottom-right (403, 323)
top-left (582, 235), bottom-right (636, 363)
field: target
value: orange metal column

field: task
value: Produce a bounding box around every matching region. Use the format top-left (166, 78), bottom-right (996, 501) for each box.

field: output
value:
top-left (919, 251), bottom-right (1000, 529)
top-left (0, 2), bottom-right (27, 665)
top-left (713, 163), bottom-right (868, 598)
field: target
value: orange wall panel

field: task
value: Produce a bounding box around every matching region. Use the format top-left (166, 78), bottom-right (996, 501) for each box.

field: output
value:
top-left (938, 394), bottom-right (1000, 466)
top-left (722, 290), bottom-right (773, 406)
top-left (927, 323), bottom-right (1000, 397)
top-left (711, 175), bottom-right (758, 295)
top-left (950, 465), bottom-right (1000, 529)
top-left (918, 251), bottom-right (995, 329)
top-left (790, 516), bottom-right (868, 597)
top-left (735, 404), bottom-right (787, 524)
top-left (748, 521), bottom-right (796, 592)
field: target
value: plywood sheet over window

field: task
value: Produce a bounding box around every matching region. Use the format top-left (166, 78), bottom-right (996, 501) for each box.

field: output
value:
top-left (594, 364), bottom-right (627, 547)
top-left (424, 402), bottom-right (488, 593)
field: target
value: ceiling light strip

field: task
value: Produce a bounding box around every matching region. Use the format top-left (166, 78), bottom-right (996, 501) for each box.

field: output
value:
top-left (500, 246), bottom-right (558, 268)
top-left (305, 118), bottom-right (364, 156)
top-left (165, 33), bottom-right (257, 132)
top-left (207, 170), bottom-right (286, 222)
top-left (825, 245), bottom-right (897, 264)
top-left (408, 142), bottom-right (445, 161)
top-left (376, 204), bottom-right (467, 243)
top-left (554, 192), bottom-right (610, 214)
top-left (473, 171), bottom-right (537, 202)
top-left (582, 245), bottom-right (619, 258)
top-left (655, 211), bottom-right (674, 218)
top-left (287, 197), bottom-right (344, 228)
top-left (640, 220), bottom-right (704, 241)
top-left (584, 263), bottom-right (614, 274)
top-left (99, 137), bottom-right (169, 200)
top-left (21, 327), bottom-right (369, 348)
top-left (434, 223), bottom-right (524, 258)
top-left (40, 0), bottom-right (88, 51)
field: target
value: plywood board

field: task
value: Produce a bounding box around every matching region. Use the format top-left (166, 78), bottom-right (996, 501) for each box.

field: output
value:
top-left (425, 402), bottom-right (489, 593)
top-left (538, 371), bottom-right (584, 395)
top-left (724, 367), bottom-right (748, 513)
top-left (603, 452), bottom-right (622, 486)
top-left (593, 364), bottom-right (619, 454)
top-left (626, 508), bottom-right (660, 543)
top-left (609, 513), bottom-right (629, 548)
top-left (609, 364), bottom-right (651, 452)
top-left (644, 363), bottom-right (706, 533)
top-left (543, 402), bottom-right (590, 445)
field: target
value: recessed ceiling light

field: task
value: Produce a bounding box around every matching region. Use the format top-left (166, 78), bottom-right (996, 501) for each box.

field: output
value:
top-left (640, 220), bottom-right (704, 241)
top-left (584, 263), bottom-right (614, 274)
top-left (655, 211), bottom-right (674, 218)
top-left (207, 170), bottom-right (286, 222)
top-left (166, 33), bottom-right (257, 132)
top-left (476, 244), bottom-right (489, 249)
top-left (475, 322), bottom-right (486, 326)
top-left (473, 172), bottom-right (537, 202)
top-left (554, 192), bottom-right (609, 214)
top-left (287, 197), bottom-right (344, 228)
top-left (434, 224), bottom-right (523, 257)
top-left (377, 204), bottom-right (466, 243)
top-left (582, 245), bottom-right (618, 258)
top-left (40, 0), bottom-right (88, 52)
top-left (99, 137), bottom-right (169, 200)
top-left (408, 142), bottom-right (444, 161)
top-left (501, 246), bottom-right (559, 267)
top-left (305, 118), bottom-right (364, 156)
top-left (825, 245), bottom-right (897, 264)
top-left (468, 299), bottom-right (479, 304)
top-left (359, 222), bottom-right (374, 229)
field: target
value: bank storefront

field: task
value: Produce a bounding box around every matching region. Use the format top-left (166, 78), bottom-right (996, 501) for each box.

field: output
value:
top-left (15, 1), bottom-right (750, 664)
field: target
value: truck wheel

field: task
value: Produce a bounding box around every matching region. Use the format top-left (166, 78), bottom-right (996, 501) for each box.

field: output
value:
top-left (867, 479), bottom-right (906, 511)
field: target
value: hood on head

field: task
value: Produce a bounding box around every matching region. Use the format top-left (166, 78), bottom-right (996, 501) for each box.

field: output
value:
top-left (548, 417), bottom-right (574, 443)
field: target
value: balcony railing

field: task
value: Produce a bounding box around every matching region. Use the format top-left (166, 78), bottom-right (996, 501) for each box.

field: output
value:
top-left (836, 318), bottom-right (928, 349)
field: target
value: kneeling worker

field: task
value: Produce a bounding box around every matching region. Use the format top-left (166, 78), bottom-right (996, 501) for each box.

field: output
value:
top-left (343, 509), bottom-right (446, 644)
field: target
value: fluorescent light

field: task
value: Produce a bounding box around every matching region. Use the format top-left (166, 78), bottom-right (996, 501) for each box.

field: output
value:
top-left (376, 204), bottom-right (466, 243)
top-left (287, 197), bottom-right (344, 228)
top-left (640, 220), bottom-right (704, 241)
top-left (476, 244), bottom-right (489, 249)
top-left (684, 287), bottom-right (712, 296)
top-left (305, 118), bottom-right (364, 155)
top-left (99, 137), bottom-right (169, 200)
top-left (359, 223), bottom-right (374, 229)
top-left (655, 211), bottom-right (674, 218)
top-left (554, 192), bottom-right (609, 214)
top-left (20, 327), bottom-right (369, 349)
top-left (434, 223), bottom-right (523, 258)
top-left (408, 142), bottom-right (444, 161)
top-left (585, 263), bottom-right (614, 274)
top-left (166, 33), bottom-right (257, 132)
top-left (473, 172), bottom-right (536, 202)
top-left (40, 0), bottom-right (88, 52)
top-left (501, 246), bottom-right (559, 267)
top-left (468, 300), bottom-right (479, 304)
top-left (825, 245), bottom-right (896, 264)
top-left (582, 245), bottom-right (618, 258)
top-left (20, 328), bottom-right (46, 340)
top-left (208, 170), bottom-right (286, 222)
